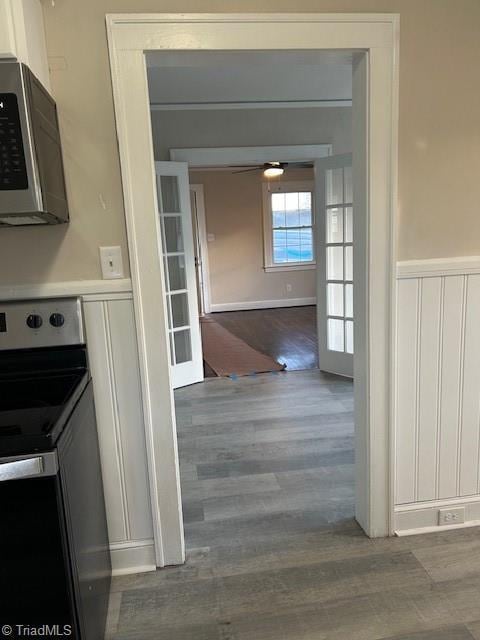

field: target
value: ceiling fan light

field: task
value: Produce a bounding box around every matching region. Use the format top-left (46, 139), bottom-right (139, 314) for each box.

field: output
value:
top-left (264, 166), bottom-right (284, 178)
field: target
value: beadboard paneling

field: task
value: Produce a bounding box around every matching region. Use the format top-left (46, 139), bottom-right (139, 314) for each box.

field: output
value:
top-left (83, 296), bottom-right (155, 572)
top-left (396, 271), bottom-right (480, 509)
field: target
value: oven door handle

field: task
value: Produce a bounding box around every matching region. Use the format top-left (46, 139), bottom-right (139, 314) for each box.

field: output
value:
top-left (0, 452), bottom-right (58, 481)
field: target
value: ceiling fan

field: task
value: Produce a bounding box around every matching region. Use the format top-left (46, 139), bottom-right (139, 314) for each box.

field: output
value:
top-left (230, 161), bottom-right (313, 177)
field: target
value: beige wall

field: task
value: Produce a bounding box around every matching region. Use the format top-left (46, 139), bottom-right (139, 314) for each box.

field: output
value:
top-left (0, 1), bottom-right (479, 286)
top-left (151, 107), bottom-right (352, 160)
top-left (192, 168), bottom-right (316, 306)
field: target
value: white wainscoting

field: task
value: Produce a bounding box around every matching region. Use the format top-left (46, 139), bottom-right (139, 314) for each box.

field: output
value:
top-left (0, 280), bottom-right (155, 575)
top-left (395, 257), bottom-right (480, 534)
top-left (83, 294), bottom-right (155, 575)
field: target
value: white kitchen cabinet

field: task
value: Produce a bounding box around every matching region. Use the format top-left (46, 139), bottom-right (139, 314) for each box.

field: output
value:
top-left (0, 0), bottom-right (50, 90)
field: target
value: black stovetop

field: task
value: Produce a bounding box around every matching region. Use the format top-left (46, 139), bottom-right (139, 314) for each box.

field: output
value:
top-left (0, 346), bottom-right (89, 457)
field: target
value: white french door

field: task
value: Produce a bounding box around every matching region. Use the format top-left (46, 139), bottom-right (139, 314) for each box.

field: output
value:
top-left (155, 161), bottom-right (203, 389)
top-left (315, 154), bottom-right (354, 378)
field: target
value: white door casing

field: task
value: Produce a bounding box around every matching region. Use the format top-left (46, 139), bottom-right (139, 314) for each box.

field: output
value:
top-left (155, 162), bottom-right (203, 389)
top-left (316, 154), bottom-right (354, 378)
top-left (190, 184), bottom-right (211, 315)
top-left (106, 13), bottom-right (400, 565)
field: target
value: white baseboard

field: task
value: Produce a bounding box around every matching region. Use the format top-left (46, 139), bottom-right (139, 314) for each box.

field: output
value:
top-left (210, 297), bottom-right (316, 312)
top-left (109, 539), bottom-right (156, 576)
top-left (394, 496), bottom-right (480, 535)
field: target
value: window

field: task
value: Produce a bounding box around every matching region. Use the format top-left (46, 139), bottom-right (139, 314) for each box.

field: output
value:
top-left (263, 181), bottom-right (315, 272)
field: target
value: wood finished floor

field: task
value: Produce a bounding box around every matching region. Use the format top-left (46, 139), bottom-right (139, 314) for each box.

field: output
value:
top-left (107, 370), bottom-right (480, 640)
top-left (204, 306), bottom-right (318, 377)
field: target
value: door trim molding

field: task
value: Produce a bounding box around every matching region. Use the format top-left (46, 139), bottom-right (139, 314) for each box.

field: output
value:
top-left (190, 184), bottom-right (212, 314)
top-left (106, 12), bottom-right (400, 564)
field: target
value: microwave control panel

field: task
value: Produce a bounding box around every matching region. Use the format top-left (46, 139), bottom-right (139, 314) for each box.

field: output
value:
top-left (0, 93), bottom-right (28, 190)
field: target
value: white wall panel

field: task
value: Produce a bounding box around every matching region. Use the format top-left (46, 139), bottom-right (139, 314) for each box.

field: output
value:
top-left (416, 277), bottom-right (442, 502)
top-left (84, 296), bottom-right (154, 569)
top-left (459, 274), bottom-right (480, 496)
top-left (437, 276), bottom-right (465, 499)
top-left (396, 265), bottom-right (480, 526)
top-left (395, 278), bottom-right (419, 504)
top-left (106, 299), bottom-right (154, 541)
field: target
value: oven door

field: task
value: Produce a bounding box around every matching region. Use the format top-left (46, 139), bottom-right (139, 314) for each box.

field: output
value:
top-left (0, 451), bottom-right (78, 634)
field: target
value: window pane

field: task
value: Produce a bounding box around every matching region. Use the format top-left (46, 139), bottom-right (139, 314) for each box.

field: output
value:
top-left (327, 246), bottom-right (343, 280)
top-left (346, 320), bottom-right (354, 354)
top-left (299, 192), bottom-right (311, 222)
top-left (285, 192), bottom-right (299, 212)
top-left (344, 166), bottom-right (353, 203)
top-left (171, 292), bottom-right (189, 328)
top-left (167, 255), bottom-right (186, 291)
top-left (328, 319), bottom-right (345, 352)
top-left (174, 329), bottom-right (192, 364)
top-left (345, 207), bottom-right (353, 243)
top-left (286, 246), bottom-right (301, 262)
top-left (326, 208), bottom-right (343, 243)
top-left (273, 229), bottom-right (287, 246)
top-left (159, 175), bottom-right (180, 213)
top-left (271, 193), bottom-right (285, 212)
top-left (272, 190), bottom-right (313, 263)
top-left (345, 284), bottom-right (353, 318)
top-left (345, 246), bottom-right (353, 281)
top-left (326, 168), bottom-right (344, 205)
top-left (300, 228), bottom-right (313, 261)
top-left (163, 216), bottom-right (184, 253)
top-left (273, 211), bottom-right (285, 228)
top-left (285, 209), bottom-right (300, 227)
top-left (285, 229), bottom-right (300, 245)
top-left (327, 283), bottom-right (344, 316)
top-left (274, 246), bottom-right (288, 263)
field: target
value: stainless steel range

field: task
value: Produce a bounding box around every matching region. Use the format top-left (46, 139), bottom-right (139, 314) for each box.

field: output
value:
top-left (0, 298), bottom-right (111, 639)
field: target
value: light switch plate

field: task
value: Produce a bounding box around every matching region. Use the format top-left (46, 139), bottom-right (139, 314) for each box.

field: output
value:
top-left (100, 246), bottom-right (124, 280)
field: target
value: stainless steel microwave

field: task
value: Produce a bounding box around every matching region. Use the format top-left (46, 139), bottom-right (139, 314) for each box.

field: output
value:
top-left (0, 61), bottom-right (69, 227)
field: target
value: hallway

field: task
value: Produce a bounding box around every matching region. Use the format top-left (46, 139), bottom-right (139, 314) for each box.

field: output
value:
top-left (108, 371), bottom-right (480, 640)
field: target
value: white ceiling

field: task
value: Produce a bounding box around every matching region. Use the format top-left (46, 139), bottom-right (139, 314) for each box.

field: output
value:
top-left (146, 51), bottom-right (352, 106)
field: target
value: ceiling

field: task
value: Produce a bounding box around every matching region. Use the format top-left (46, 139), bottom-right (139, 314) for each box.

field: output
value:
top-left (146, 51), bottom-right (352, 106)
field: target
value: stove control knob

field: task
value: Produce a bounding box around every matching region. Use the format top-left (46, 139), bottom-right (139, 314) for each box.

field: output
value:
top-left (50, 313), bottom-right (65, 328)
top-left (26, 314), bottom-right (43, 329)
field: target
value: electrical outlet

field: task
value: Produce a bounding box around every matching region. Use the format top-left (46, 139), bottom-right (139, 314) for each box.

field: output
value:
top-left (438, 507), bottom-right (465, 526)
top-left (286, 283), bottom-right (292, 293)
top-left (99, 246), bottom-right (124, 280)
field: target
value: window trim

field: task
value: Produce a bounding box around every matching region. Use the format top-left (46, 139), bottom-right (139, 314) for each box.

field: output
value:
top-left (262, 180), bottom-right (316, 272)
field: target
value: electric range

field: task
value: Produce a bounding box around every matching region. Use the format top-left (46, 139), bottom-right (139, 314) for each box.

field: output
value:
top-left (0, 298), bottom-right (111, 639)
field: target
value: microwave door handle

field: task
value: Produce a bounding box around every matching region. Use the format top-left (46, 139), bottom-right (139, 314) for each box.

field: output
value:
top-left (0, 453), bottom-right (57, 481)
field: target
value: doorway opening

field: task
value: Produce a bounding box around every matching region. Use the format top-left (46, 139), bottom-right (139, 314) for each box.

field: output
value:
top-left (107, 12), bottom-right (398, 567)
top-left (146, 50), bottom-right (359, 560)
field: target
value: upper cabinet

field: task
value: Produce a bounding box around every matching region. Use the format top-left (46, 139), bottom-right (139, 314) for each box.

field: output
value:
top-left (0, 0), bottom-right (50, 91)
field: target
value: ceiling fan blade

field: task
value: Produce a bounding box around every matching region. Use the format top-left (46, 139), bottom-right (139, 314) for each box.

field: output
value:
top-left (232, 167), bottom-right (262, 174)
top-left (286, 162), bottom-right (314, 168)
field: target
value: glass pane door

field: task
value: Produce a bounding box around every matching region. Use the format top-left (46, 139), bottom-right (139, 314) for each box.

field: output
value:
top-left (155, 162), bottom-right (203, 389)
top-left (157, 175), bottom-right (193, 366)
top-left (325, 166), bottom-right (353, 355)
top-left (315, 154), bottom-right (353, 378)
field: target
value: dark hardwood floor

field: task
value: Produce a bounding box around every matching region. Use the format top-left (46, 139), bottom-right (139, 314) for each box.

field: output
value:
top-left (203, 306), bottom-right (318, 376)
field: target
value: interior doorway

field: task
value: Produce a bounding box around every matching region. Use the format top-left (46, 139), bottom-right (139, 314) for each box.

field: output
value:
top-left (107, 13), bottom-right (399, 567)
top-left (147, 54), bottom-right (361, 574)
